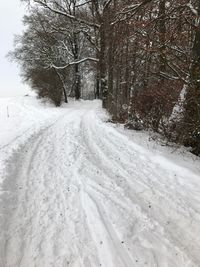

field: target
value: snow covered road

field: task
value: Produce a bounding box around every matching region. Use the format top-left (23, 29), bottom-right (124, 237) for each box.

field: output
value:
top-left (0, 98), bottom-right (200, 267)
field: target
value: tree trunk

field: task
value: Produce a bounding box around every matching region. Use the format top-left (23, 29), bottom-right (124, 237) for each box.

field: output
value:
top-left (95, 73), bottom-right (100, 99)
top-left (107, 23), bottom-right (115, 113)
top-left (158, 0), bottom-right (166, 81)
top-left (73, 33), bottom-right (81, 100)
top-left (63, 87), bottom-right (68, 103)
top-left (74, 64), bottom-right (81, 100)
top-left (99, 24), bottom-right (107, 108)
top-left (55, 70), bottom-right (68, 103)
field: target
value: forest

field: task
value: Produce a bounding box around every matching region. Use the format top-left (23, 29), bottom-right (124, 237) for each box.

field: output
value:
top-left (10, 0), bottom-right (200, 155)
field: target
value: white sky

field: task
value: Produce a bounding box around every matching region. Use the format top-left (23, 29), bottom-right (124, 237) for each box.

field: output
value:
top-left (0, 0), bottom-right (30, 97)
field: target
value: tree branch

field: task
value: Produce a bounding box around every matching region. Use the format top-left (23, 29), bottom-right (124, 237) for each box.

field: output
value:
top-left (111, 0), bottom-right (153, 25)
top-left (51, 57), bottom-right (99, 69)
top-left (34, 0), bottom-right (100, 28)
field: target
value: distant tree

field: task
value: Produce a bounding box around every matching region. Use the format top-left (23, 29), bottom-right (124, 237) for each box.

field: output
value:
top-left (11, 0), bottom-right (98, 103)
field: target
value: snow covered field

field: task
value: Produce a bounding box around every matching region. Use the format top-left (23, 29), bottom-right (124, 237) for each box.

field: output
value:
top-left (0, 96), bottom-right (200, 267)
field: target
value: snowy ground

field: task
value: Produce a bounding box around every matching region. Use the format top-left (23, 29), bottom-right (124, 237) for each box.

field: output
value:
top-left (0, 96), bottom-right (200, 267)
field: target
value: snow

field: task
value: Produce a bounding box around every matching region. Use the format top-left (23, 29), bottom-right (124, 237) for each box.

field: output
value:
top-left (187, 3), bottom-right (198, 16)
top-left (0, 96), bottom-right (200, 267)
top-left (169, 84), bottom-right (187, 122)
top-left (0, 96), bottom-right (65, 184)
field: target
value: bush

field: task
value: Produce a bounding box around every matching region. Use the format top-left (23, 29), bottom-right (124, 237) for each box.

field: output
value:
top-left (29, 68), bottom-right (63, 106)
top-left (128, 82), bottom-right (181, 132)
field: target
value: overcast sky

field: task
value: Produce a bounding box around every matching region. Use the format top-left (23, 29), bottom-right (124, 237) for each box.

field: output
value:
top-left (0, 1), bottom-right (30, 97)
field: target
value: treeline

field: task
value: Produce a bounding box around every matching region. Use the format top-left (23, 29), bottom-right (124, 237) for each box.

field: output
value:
top-left (11, 0), bottom-right (200, 155)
